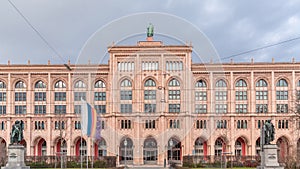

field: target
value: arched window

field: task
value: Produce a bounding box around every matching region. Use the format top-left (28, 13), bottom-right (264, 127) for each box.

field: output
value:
top-left (194, 138), bottom-right (206, 156)
top-left (195, 80), bottom-right (206, 88)
top-left (74, 80), bottom-right (86, 88)
top-left (120, 138), bottom-right (134, 164)
top-left (276, 79), bottom-right (288, 87)
top-left (236, 79), bottom-right (247, 87)
top-left (216, 79), bottom-right (227, 87)
top-left (256, 79), bottom-right (267, 87)
top-left (144, 79), bottom-right (156, 87)
top-left (55, 80), bottom-right (66, 88)
top-left (120, 79), bottom-right (132, 87)
top-left (215, 138), bottom-right (225, 156)
top-left (278, 120), bottom-right (281, 129)
top-left (0, 81), bottom-right (6, 88)
top-left (15, 81), bottom-right (26, 88)
top-left (35, 80), bottom-right (46, 88)
top-left (95, 80), bottom-right (106, 88)
top-left (98, 139), bottom-right (107, 156)
top-left (143, 137), bottom-right (158, 163)
top-left (169, 78), bottom-right (180, 87)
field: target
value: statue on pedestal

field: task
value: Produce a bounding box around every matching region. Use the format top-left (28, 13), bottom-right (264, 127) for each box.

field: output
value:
top-left (263, 119), bottom-right (275, 145)
top-left (2, 120), bottom-right (30, 169)
top-left (257, 119), bottom-right (283, 169)
top-left (10, 120), bottom-right (24, 145)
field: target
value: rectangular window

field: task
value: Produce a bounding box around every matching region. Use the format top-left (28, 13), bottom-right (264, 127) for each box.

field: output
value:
top-left (235, 104), bottom-right (248, 113)
top-left (145, 120), bottom-right (156, 129)
top-left (55, 92), bottom-right (66, 101)
top-left (196, 120), bottom-right (207, 129)
top-left (34, 92), bottom-right (46, 101)
top-left (95, 105), bottom-right (106, 114)
top-left (15, 105), bottom-right (26, 114)
top-left (94, 92), bottom-right (106, 101)
top-left (144, 104), bottom-right (156, 113)
top-left (215, 91), bottom-right (227, 101)
top-left (195, 91), bottom-right (207, 101)
top-left (120, 90), bottom-right (132, 100)
top-left (276, 104), bottom-right (288, 113)
top-left (166, 61), bottom-right (183, 71)
top-left (276, 91), bottom-right (288, 100)
top-left (169, 90), bottom-right (180, 100)
top-left (0, 92), bottom-right (6, 101)
top-left (195, 104), bottom-right (207, 113)
top-left (120, 104), bottom-right (132, 113)
top-left (169, 104), bottom-right (180, 113)
top-left (74, 105), bottom-right (81, 114)
top-left (15, 92), bottom-right (26, 101)
top-left (256, 104), bottom-right (268, 113)
top-left (118, 62), bottom-right (135, 71)
top-left (34, 105), bottom-right (46, 114)
top-left (144, 90), bottom-right (156, 100)
top-left (235, 91), bottom-right (247, 100)
top-left (121, 120), bottom-right (131, 129)
top-left (142, 61), bottom-right (159, 71)
top-left (216, 104), bottom-right (227, 113)
top-left (169, 119), bottom-right (180, 128)
top-left (0, 106), bottom-right (6, 115)
top-left (55, 105), bottom-right (66, 114)
top-left (74, 92), bottom-right (86, 101)
top-left (256, 91), bottom-right (268, 100)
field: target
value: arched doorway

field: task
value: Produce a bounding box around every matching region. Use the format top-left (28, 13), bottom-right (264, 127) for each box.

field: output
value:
top-left (194, 137), bottom-right (207, 156)
top-left (75, 138), bottom-right (87, 157)
top-left (235, 137), bottom-right (246, 156)
top-left (0, 138), bottom-right (6, 165)
top-left (94, 138), bottom-right (107, 157)
top-left (143, 137), bottom-right (157, 164)
top-left (214, 137), bottom-right (226, 156)
top-left (35, 138), bottom-right (46, 156)
top-left (276, 137), bottom-right (289, 163)
top-left (167, 137), bottom-right (181, 163)
top-left (56, 138), bottom-right (67, 156)
top-left (119, 137), bottom-right (133, 165)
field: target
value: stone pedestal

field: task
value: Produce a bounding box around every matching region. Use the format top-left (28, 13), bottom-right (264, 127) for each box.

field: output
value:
top-left (1, 145), bottom-right (30, 169)
top-left (257, 144), bottom-right (283, 169)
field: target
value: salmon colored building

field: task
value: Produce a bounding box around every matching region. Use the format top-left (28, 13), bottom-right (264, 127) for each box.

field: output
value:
top-left (0, 39), bottom-right (300, 166)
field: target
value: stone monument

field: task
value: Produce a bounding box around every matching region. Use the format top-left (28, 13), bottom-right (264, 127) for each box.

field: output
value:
top-left (1, 120), bottom-right (30, 169)
top-left (257, 120), bottom-right (283, 169)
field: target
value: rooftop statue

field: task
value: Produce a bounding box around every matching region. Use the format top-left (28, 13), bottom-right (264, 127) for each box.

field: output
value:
top-left (147, 23), bottom-right (154, 37)
top-left (263, 119), bottom-right (275, 145)
top-left (10, 120), bottom-right (24, 145)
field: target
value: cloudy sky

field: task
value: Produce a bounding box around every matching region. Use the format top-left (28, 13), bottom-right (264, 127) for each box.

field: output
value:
top-left (0, 0), bottom-right (300, 64)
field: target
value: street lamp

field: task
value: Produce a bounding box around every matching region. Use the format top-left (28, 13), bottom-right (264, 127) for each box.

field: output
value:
top-left (169, 139), bottom-right (173, 165)
top-left (124, 139), bottom-right (128, 168)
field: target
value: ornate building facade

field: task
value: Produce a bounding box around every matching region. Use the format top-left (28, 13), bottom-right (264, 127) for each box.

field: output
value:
top-left (0, 39), bottom-right (300, 166)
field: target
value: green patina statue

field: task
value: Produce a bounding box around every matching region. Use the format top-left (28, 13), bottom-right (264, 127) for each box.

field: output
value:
top-left (10, 120), bottom-right (24, 144)
top-left (264, 119), bottom-right (275, 145)
top-left (147, 23), bottom-right (154, 37)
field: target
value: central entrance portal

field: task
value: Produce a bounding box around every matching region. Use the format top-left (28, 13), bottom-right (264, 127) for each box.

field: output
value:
top-left (143, 137), bottom-right (157, 164)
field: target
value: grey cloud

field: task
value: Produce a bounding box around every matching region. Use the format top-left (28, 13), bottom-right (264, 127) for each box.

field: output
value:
top-left (0, 0), bottom-right (299, 64)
